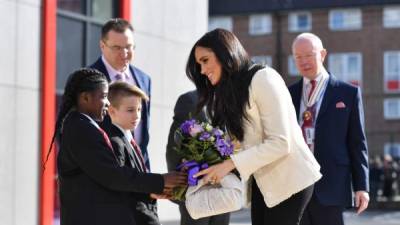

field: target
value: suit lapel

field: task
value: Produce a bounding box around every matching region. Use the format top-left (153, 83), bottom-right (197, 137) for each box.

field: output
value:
top-left (123, 138), bottom-right (145, 172)
top-left (316, 75), bottom-right (338, 123)
top-left (129, 66), bottom-right (145, 90)
top-left (110, 124), bottom-right (143, 171)
top-left (93, 57), bottom-right (111, 82)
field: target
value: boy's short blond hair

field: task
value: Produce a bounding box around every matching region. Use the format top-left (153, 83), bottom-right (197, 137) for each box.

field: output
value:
top-left (108, 81), bottom-right (149, 108)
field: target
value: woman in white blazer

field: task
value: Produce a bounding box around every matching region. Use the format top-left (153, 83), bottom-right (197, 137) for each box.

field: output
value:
top-left (186, 29), bottom-right (322, 225)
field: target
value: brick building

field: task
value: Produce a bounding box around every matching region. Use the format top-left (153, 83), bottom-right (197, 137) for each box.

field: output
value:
top-left (209, 0), bottom-right (400, 157)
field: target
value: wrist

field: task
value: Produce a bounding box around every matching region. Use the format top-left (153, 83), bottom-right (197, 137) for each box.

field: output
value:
top-left (224, 159), bottom-right (236, 171)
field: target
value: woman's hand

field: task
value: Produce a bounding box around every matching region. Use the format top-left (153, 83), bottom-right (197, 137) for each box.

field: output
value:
top-left (193, 159), bottom-right (236, 184)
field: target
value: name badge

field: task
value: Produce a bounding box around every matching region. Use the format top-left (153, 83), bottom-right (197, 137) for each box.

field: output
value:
top-left (305, 127), bottom-right (315, 145)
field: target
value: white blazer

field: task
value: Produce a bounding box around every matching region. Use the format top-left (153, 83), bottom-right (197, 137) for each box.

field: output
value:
top-left (231, 67), bottom-right (322, 208)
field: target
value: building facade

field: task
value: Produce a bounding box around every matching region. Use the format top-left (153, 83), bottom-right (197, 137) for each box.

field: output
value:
top-left (209, 0), bottom-right (400, 158)
top-left (0, 0), bottom-right (207, 225)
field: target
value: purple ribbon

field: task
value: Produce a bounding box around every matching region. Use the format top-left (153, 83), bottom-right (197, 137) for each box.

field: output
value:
top-left (176, 160), bottom-right (209, 186)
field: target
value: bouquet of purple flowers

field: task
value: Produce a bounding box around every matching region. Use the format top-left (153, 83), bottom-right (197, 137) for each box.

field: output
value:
top-left (172, 119), bottom-right (235, 200)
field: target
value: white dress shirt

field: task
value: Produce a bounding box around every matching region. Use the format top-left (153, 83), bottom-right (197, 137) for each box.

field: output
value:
top-left (299, 68), bottom-right (329, 127)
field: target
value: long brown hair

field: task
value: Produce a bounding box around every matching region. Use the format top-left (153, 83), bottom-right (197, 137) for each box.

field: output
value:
top-left (186, 29), bottom-right (264, 140)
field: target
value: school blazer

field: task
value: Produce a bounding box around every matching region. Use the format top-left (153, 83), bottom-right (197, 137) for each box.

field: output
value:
top-left (57, 111), bottom-right (163, 225)
top-left (105, 123), bottom-right (161, 225)
top-left (230, 67), bottom-right (322, 208)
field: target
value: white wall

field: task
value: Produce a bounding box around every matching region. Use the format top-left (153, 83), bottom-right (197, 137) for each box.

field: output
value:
top-left (131, 0), bottom-right (208, 222)
top-left (0, 0), bottom-right (208, 224)
top-left (0, 0), bottom-right (41, 225)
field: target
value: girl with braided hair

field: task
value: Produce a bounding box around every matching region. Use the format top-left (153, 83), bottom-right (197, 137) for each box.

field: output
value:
top-left (49, 68), bottom-right (185, 225)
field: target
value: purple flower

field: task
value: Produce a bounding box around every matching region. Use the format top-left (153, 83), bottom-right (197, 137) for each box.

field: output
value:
top-left (212, 128), bottom-right (224, 138)
top-left (199, 132), bottom-right (211, 141)
top-left (189, 123), bottom-right (204, 137)
top-left (215, 138), bottom-right (234, 156)
top-left (180, 119), bottom-right (196, 135)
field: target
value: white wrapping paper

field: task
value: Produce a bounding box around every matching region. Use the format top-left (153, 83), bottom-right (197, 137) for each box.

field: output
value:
top-left (185, 173), bottom-right (243, 219)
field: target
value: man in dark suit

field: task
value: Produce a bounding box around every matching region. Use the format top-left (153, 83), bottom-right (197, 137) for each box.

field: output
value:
top-left (89, 18), bottom-right (152, 170)
top-left (166, 90), bottom-right (230, 225)
top-left (288, 33), bottom-right (369, 225)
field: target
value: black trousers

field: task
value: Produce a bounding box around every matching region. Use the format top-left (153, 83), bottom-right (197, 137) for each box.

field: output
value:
top-left (251, 181), bottom-right (313, 225)
top-left (178, 202), bottom-right (230, 225)
top-left (300, 194), bottom-right (344, 225)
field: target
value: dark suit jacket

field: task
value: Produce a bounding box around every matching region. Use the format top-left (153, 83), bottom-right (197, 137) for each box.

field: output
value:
top-left (90, 57), bottom-right (152, 169)
top-left (57, 111), bottom-right (163, 225)
top-left (106, 123), bottom-right (161, 225)
top-left (289, 74), bottom-right (369, 207)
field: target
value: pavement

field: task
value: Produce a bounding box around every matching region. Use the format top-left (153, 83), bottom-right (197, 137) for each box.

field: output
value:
top-left (343, 210), bottom-right (400, 225)
top-left (162, 209), bottom-right (400, 225)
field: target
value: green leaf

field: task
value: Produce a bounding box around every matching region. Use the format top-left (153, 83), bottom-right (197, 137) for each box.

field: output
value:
top-left (203, 148), bottom-right (222, 165)
top-left (172, 185), bottom-right (188, 201)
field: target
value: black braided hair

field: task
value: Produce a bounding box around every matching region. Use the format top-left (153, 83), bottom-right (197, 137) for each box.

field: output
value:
top-left (43, 68), bottom-right (107, 171)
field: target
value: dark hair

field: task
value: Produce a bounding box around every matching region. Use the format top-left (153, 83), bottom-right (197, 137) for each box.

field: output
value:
top-left (108, 81), bottom-right (149, 108)
top-left (101, 18), bottom-right (134, 40)
top-left (186, 28), bottom-right (263, 141)
top-left (43, 68), bottom-right (108, 171)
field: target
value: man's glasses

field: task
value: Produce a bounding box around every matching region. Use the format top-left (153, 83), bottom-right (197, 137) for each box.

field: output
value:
top-left (103, 41), bottom-right (136, 52)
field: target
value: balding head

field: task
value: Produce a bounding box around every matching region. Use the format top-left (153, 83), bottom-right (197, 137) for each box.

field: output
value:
top-left (292, 33), bottom-right (327, 80)
top-left (292, 32), bottom-right (324, 52)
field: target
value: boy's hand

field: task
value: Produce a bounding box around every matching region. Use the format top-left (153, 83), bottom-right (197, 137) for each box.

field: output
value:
top-left (150, 193), bottom-right (171, 199)
top-left (150, 187), bottom-right (174, 199)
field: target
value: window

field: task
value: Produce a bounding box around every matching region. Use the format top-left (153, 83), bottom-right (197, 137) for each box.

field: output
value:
top-left (328, 53), bottom-right (362, 86)
top-left (384, 143), bottom-right (400, 158)
top-left (384, 98), bottom-right (400, 119)
top-left (56, 0), bottom-right (119, 93)
top-left (384, 6), bottom-right (400, 28)
top-left (288, 11), bottom-right (311, 32)
top-left (384, 51), bottom-right (400, 92)
top-left (288, 55), bottom-right (300, 76)
top-left (208, 16), bottom-right (233, 31)
top-left (329, 9), bottom-right (362, 30)
top-left (248, 14), bottom-right (272, 35)
top-left (251, 55), bottom-right (272, 66)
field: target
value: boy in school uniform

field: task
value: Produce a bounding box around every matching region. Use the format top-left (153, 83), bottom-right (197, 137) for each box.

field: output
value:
top-left (105, 81), bottom-right (170, 225)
